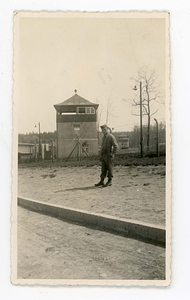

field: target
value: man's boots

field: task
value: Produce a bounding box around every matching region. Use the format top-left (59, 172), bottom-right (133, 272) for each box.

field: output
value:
top-left (103, 179), bottom-right (112, 187)
top-left (95, 180), bottom-right (104, 187)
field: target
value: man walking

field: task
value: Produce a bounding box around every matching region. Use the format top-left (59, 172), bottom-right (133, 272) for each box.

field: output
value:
top-left (95, 124), bottom-right (118, 187)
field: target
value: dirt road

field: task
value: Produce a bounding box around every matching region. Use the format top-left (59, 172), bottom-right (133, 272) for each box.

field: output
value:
top-left (18, 206), bottom-right (165, 280)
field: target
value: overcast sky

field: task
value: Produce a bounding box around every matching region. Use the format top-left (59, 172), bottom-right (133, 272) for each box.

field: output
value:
top-left (17, 14), bottom-right (167, 134)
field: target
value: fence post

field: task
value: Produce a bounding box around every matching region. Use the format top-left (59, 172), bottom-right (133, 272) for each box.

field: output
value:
top-left (50, 138), bottom-right (54, 162)
top-left (154, 118), bottom-right (159, 157)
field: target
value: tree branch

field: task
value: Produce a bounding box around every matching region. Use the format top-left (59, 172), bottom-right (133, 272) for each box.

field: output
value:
top-left (132, 99), bottom-right (140, 106)
top-left (150, 109), bottom-right (158, 117)
top-left (132, 113), bottom-right (140, 116)
top-left (142, 105), bottom-right (148, 115)
top-left (149, 97), bottom-right (157, 102)
top-left (132, 113), bottom-right (148, 117)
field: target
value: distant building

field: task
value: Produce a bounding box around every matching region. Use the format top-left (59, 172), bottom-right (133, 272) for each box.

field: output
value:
top-left (41, 143), bottom-right (55, 160)
top-left (118, 133), bottom-right (129, 149)
top-left (18, 143), bottom-right (36, 161)
top-left (54, 92), bottom-right (99, 159)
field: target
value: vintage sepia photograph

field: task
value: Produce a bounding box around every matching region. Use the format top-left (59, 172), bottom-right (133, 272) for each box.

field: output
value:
top-left (12, 11), bottom-right (170, 286)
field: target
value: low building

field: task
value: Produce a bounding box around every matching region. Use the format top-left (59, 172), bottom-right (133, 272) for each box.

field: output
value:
top-left (118, 133), bottom-right (129, 149)
top-left (18, 143), bottom-right (36, 161)
top-left (41, 143), bottom-right (56, 160)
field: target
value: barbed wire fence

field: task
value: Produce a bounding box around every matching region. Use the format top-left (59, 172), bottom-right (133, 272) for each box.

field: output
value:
top-left (19, 118), bottom-right (166, 162)
top-left (112, 120), bottom-right (166, 156)
top-left (97, 118), bottom-right (166, 157)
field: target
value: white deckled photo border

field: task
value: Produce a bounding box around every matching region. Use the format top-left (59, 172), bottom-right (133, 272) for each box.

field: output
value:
top-left (11, 11), bottom-right (171, 286)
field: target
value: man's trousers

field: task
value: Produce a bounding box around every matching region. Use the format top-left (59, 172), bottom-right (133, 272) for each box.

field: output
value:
top-left (100, 156), bottom-right (114, 181)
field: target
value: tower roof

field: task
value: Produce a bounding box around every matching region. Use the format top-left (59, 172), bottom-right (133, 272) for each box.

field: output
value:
top-left (54, 93), bottom-right (99, 110)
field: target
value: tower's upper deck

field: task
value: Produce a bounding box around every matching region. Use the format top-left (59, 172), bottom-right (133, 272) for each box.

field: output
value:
top-left (54, 93), bottom-right (99, 113)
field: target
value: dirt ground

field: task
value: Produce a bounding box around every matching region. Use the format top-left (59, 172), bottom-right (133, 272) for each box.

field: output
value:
top-left (18, 164), bottom-right (165, 226)
top-left (18, 206), bottom-right (165, 280)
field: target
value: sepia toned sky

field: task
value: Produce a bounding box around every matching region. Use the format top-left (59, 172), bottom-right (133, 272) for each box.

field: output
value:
top-left (18, 14), bottom-right (167, 133)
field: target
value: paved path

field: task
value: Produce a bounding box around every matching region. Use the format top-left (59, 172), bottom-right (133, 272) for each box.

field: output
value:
top-left (18, 165), bottom-right (165, 225)
top-left (18, 206), bottom-right (165, 280)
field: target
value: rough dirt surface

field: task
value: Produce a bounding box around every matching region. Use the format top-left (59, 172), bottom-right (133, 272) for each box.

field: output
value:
top-left (18, 206), bottom-right (165, 280)
top-left (18, 164), bottom-right (165, 226)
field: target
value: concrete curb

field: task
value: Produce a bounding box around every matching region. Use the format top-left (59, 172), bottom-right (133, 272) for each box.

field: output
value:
top-left (18, 197), bottom-right (165, 246)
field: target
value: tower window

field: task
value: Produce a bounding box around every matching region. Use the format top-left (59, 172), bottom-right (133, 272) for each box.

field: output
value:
top-left (77, 107), bottom-right (95, 114)
top-left (78, 107), bottom-right (85, 114)
top-left (86, 107), bottom-right (91, 114)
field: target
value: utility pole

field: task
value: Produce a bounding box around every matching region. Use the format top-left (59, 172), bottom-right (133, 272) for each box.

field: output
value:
top-left (140, 82), bottom-right (143, 158)
top-left (56, 111), bottom-right (58, 159)
top-left (154, 118), bottom-right (159, 157)
top-left (35, 142), bottom-right (37, 162)
top-left (29, 145), bottom-right (31, 161)
top-left (38, 122), bottom-right (41, 160)
top-left (50, 138), bottom-right (54, 162)
top-left (77, 134), bottom-right (80, 161)
top-left (133, 82), bottom-right (143, 158)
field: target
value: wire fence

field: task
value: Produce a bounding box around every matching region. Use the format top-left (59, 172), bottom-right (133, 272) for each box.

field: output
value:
top-left (19, 122), bottom-right (166, 162)
top-left (114, 126), bottom-right (166, 156)
top-left (98, 124), bottom-right (166, 156)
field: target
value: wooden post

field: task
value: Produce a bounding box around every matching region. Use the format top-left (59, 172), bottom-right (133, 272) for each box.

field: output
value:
top-left (154, 118), bottom-right (159, 157)
top-left (66, 142), bottom-right (79, 162)
top-left (79, 142), bottom-right (91, 160)
top-left (140, 82), bottom-right (143, 158)
top-left (50, 138), bottom-right (54, 162)
top-left (77, 134), bottom-right (80, 161)
top-left (35, 142), bottom-right (37, 162)
top-left (38, 122), bottom-right (41, 160)
top-left (56, 111), bottom-right (58, 159)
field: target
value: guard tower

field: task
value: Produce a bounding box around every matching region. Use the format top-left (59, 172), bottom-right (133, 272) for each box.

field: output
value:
top-left (54, 91), bottom-right (99, 159)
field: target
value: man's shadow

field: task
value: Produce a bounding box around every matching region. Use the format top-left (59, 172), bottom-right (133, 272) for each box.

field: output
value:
top-left (54, 186), bottom-right (99, 193)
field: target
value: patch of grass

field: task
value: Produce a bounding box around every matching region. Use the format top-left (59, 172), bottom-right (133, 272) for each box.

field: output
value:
top-left (19, 154), bottom-right (165, 169)
top-left (41, 174), bottom-right (56, 179)
top-left (49, 174), bottom-right (56, 178)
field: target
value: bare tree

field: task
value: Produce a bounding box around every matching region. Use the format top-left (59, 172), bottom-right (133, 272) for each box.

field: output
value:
top-left (96, 99), bottom-right (103, 143)
top-left (96, 97), bottom-right (117, 138)
top-left (105, 97), bottom-right (116, 127)
top-left (130, 66), bottom-right (163, 152)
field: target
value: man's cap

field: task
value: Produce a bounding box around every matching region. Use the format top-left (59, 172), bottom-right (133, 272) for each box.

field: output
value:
top-left (100, 124), bottom-right (108, 129)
